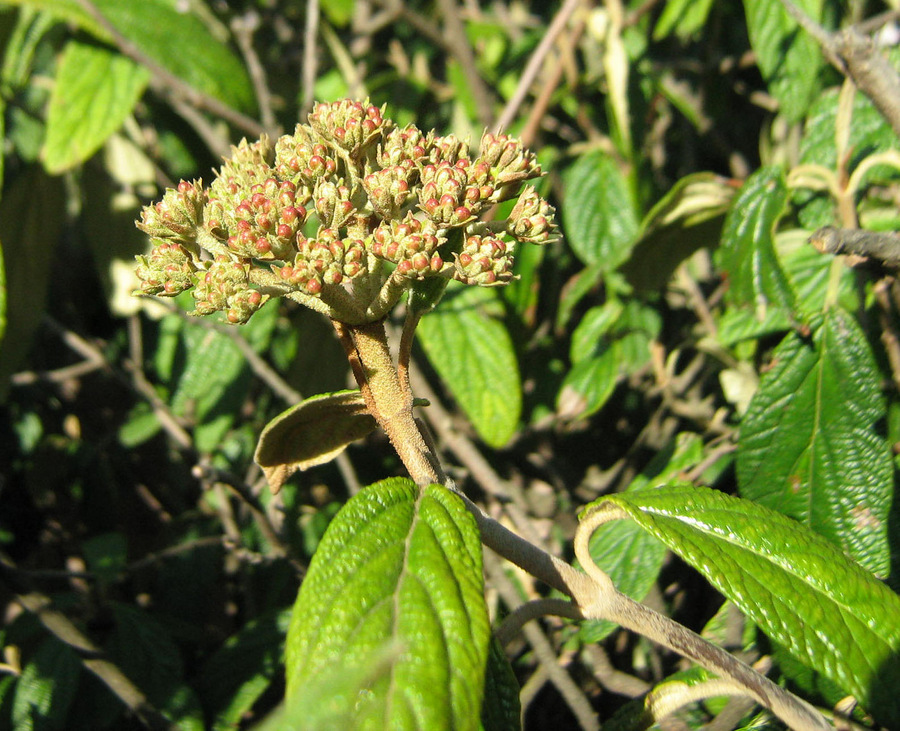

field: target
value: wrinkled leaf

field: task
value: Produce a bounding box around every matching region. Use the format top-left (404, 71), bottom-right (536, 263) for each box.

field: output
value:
top-left (737, 310), bottom-right (892, 577)
top-left (717, 166), bottom-right (795, 316)
top-left (42, 40), bottom-right (149, 173)
top-left (743, 0), bottom-right (824, 122)
top-left (562, 149), bottom-right (638, 268)
top-left (585, 484), bottom-right (900, 727)
top-left (417, 286), bottom-right (520, 447)
top-left (255, 390), bottom-right (376, 493)
top-left (286, 478), bottom-right (490, 731)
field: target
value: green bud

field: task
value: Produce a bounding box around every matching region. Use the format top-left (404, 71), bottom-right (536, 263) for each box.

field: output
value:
top-left (134, 241), bottom-right (198, 296)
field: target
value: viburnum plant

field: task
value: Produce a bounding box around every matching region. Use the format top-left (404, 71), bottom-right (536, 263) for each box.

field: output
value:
top-left (134, 100), bottom-right (877, 730)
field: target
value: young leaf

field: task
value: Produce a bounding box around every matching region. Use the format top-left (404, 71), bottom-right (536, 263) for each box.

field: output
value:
top-left (717, 166), bottom-right (795, 316)
top-left (585, 484), bottom-right (900, 727)
top-left (743, 0), bottom-right (825, 122)
top-left (254, 390), bottom-right (376, 493)
top-left (561, 149), bottom-right (639, 268)
top-left (42, 40), bottom-right (149, 174)
top-left (737, 310), bottom-right (892, 577)
top-left (285, 478), bottom-right (490, 731)
top-left (417, 286), bottom-right (521, 448)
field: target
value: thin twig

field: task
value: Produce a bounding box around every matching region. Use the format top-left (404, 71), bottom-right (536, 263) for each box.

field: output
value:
top-left (495, 0), bottom-right (583, 134)
top-left (301, 0), bottom-right (321, 116)
top-left (434, 0), bottom-right (494, 127)
top-left (485, 553), bottom-right (599, 731)
top-left (232, 11), bottom-right (279, 135)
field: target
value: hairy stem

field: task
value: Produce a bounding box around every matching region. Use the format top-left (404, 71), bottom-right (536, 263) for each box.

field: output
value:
top-left (335, 319), bottom-right (443, 486)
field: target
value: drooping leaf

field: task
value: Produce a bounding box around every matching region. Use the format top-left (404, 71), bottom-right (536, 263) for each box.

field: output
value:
top-left (479, 636), bottom-right (521, 731)
top-left (716, 165), bottom-right (795, 316)
top-left (42, 40), bottom-right (149, 174)
top-left (285, 478), bottom-right (490, 731)
top-left (561, 149), bottom-right (639, 268)
top-left (417, 285), bottom-right (521, 447)
top-left (254, 390), bottom-right (376, 493)
top-left (0, 167), bottom-right (65, 399)
top-left (12, 637), bottom-right (81, 731)
top-left (584, 484), bottom-right (900, 727)
top-left (737, 310), bottom-right (892, 577)
top-left (622, 172), bottom-right (736, 292)
top-left (743, 0), bottom-right (825, 122)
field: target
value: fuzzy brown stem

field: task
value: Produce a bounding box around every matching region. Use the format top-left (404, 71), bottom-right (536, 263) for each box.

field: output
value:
top-left (334, 319), bottom-right (443, 486)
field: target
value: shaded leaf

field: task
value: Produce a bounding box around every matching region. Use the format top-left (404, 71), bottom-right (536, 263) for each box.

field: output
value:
top-left (195, 609), bottom-right (290, 731)
top-left (42, 40), bottom-right (149, 173)
top-left (0, 167), bottom-right (65, 399)
top-left (737, 310), bottom-right (892, 577)
top-left (285, 478), bottom-right (490, 731)
top-left (653, 0), bottom-right (715, 40)
top-left (561, 149), bottom-right (638, 268)
top-left (254, 390), bottom-right (376, 493)
top-left (417, 286), bottom-right (520, 447)
top-left (12, 637), bottom-right (81, 731)
top-left (585, 484), bottom-right (900, 727)
top-left (743, 0), bottom-right (825, 122)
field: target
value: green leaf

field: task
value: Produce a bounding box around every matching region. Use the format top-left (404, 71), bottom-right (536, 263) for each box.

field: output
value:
top-left (417, 286), bottom-right (521, 447)
top-left (622, 172), bottom-right (735, 292)
top-left (556, 345), bottom-right (620, 420)
top-left (717, 166), bottom-right (795, 316)
top-left (0, 167), bottom-right (65, 400)
top-left (285, 478), bottom-right (490, 731)
top-left (586, 484), bottom-right (900, 727)
top-left (561, 149), bottom-right (639, 268)
top-left (743, 0), bottom-right (824, 122)
top-left (479, 636), bottom-right (521, 731)
top-left (42, 40), bottom-right (149, 174)
top-left (89, 0), bottom-right (255, 112)
top-left (737, 310), bottom-right (892, 577)
top-left (195, 609), bottom-right (290, 731)
top-left (254, 390), bottom-right (376, 493)
top-left (653, 0), bottom-right (715, 40)
top-left (12, 637), bottom-right (81, 731)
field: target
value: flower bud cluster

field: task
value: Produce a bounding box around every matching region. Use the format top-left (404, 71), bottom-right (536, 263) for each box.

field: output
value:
top-left (135, 98), bottom-right (557, 324)
top-left (278, 229), bottom-right (366, 295)
top-left (192, 257), bottom-right (268, 324)
top-left (135, 242), bottom-right (198, 296)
